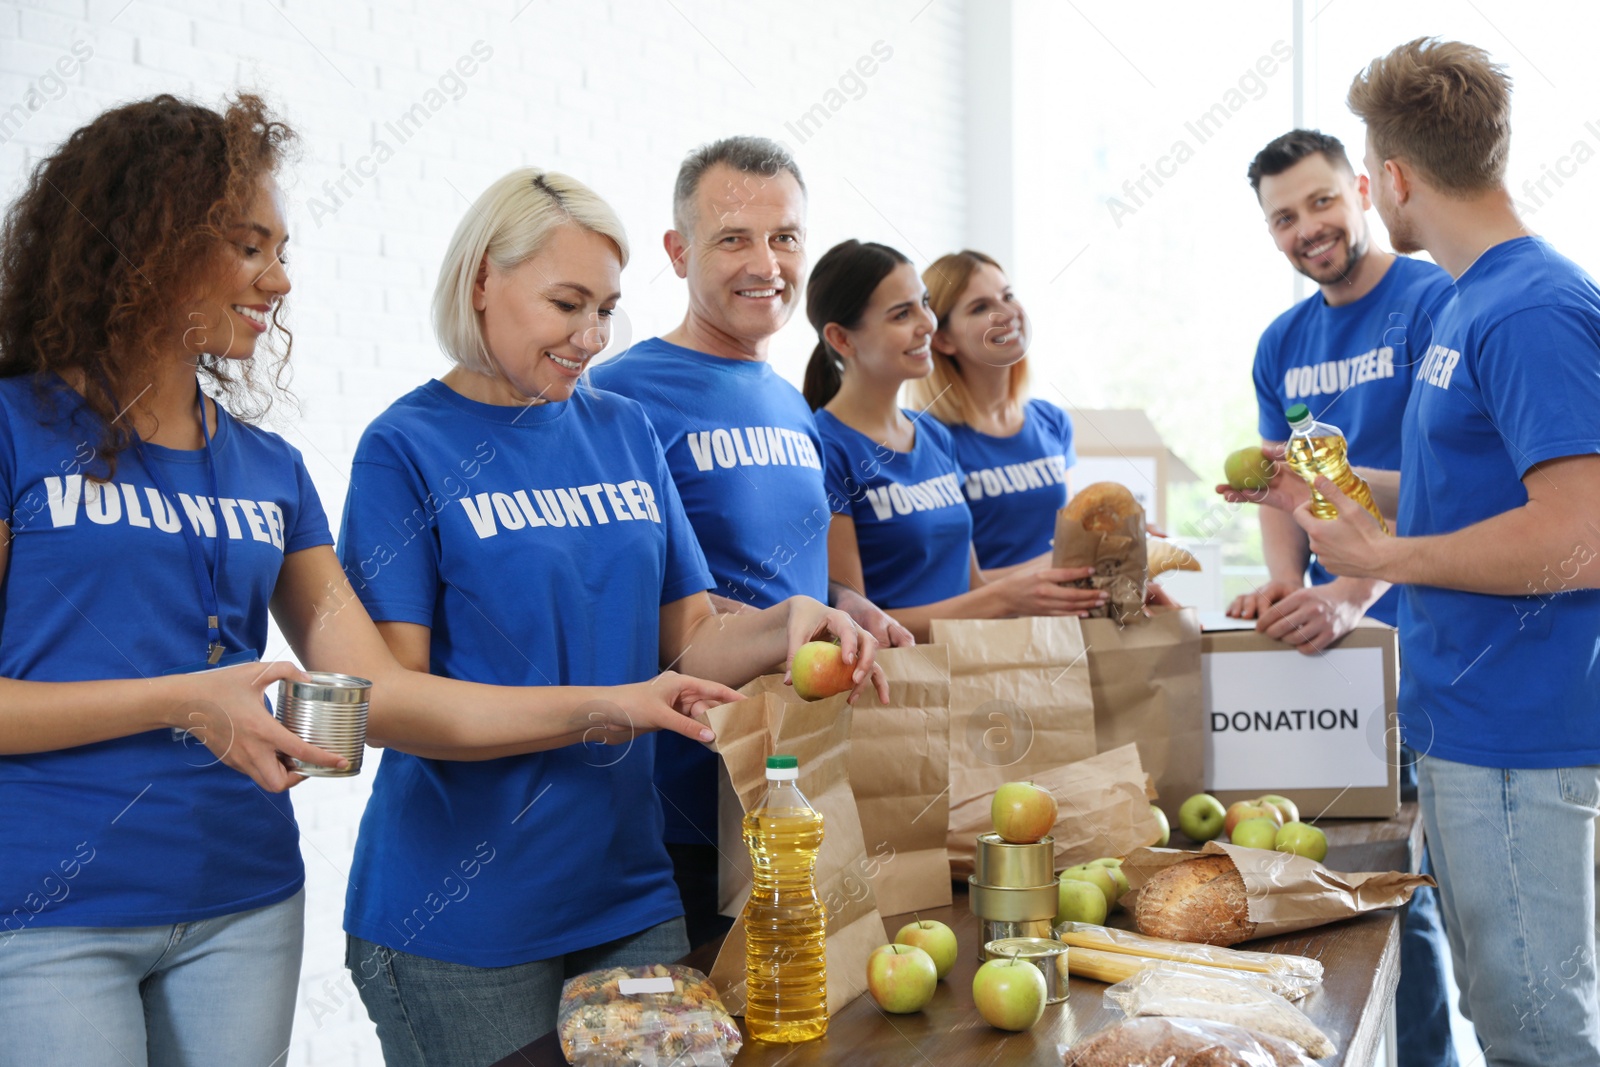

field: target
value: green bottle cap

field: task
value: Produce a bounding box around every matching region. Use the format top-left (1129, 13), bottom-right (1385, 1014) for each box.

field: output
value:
top-left (767, 755), bottom-right (799, 770)
top-left (1285, 403), bottom-right (1310, 423)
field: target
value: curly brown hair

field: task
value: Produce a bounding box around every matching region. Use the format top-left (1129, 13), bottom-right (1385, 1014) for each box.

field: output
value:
top-left (0, 93), bottom-right (297, 477)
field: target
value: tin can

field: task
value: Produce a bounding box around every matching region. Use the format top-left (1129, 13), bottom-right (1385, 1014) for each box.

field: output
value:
top-left (275, 673), bottom-right (370, 777)
top-left (982, 936), bottom-right (1071, 1004)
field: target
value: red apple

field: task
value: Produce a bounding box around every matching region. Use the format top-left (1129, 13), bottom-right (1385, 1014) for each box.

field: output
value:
top-left (895, 919), bottom-right (958, 980)
top-left (1224, 800), bottom-right (1284, 839)
top-left (1258, 794), bottom-right (1300, 824)
top-left (790, 640), bottom-right (854, 701)
top-left (866, 943), bottom-right (938, 1013)
top-left (990, 781), bottom-right (1058, 844)
top-left (972, 956), bottom-right (1047, 1031)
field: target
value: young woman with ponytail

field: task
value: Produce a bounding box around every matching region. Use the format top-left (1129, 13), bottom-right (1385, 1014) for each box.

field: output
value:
top-left (803, 240), bottom-right (1104, 641)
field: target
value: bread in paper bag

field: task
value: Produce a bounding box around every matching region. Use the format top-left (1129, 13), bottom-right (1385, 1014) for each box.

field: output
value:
top-left (1054, 482), bottom-right (1148, 623)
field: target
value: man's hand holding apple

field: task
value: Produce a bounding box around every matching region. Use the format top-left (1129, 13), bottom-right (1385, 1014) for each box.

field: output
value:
top-left (1215, 444), bottom-right (1312, 515)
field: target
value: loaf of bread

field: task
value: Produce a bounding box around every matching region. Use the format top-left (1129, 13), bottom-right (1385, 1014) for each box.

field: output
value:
top-left (1135, 855), bottom-right (1259, 946)
top-left (1063, 1017), bottom-right (1316, 1067)
top-left (1063, 481), bottom-right (1142, 533)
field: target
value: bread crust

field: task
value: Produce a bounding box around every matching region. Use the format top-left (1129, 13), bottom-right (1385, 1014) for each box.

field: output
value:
top-left (1147, 538), bottom-right (1201, 579)
top-left (1134, 855), bottom-right (1259, 946)
top-left (1063, 481), bottom-right (1141, 533)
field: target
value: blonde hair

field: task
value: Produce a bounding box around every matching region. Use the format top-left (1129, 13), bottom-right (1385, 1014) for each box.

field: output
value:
top-left (433, 168), bottom-right (630, 374)
top-left (1347, 37), bottom-right (1512, 194)
top-left (906, 250), bottom-right (1030, 426)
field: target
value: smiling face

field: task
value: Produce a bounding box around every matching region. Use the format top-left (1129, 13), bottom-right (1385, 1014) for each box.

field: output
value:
top-left (930, 262), bottom-right (1029, 369)
top-left (830, 262), bottom-right (936, 386)
top-left (473, 223), bottom-right (622, 403)
top-left (1258, 152), bottom-right (1373, 285)
top-left (181, 174), bottom-right (291, 361)
top-left (671, 163), bottom-right (806, 349)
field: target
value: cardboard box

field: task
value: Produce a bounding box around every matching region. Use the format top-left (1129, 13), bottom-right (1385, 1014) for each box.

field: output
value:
top-left (1065, 408), bottom-right (1198, 531)
top-left (1201, 620), bottom-right (1399, 819)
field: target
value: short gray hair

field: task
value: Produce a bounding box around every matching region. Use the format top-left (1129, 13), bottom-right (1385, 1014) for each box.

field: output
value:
top-left (433, 168), bottom-right (629, 375)
top-left (672, 136), bottom-right (806, 234)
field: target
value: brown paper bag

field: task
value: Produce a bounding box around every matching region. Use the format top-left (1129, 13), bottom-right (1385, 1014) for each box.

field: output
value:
top-left (930, 616), bottom-right (1098, 876)
top-left (719, 647), bottom-right (952, 916)
top-left (1122, 841), bottom-right (1435, 942)
top-left (1080, 608), bottom-right (1205, 813)
top-left (1053, 496), bottom-right (1148, 623)
top-left (948, 743), bottom-right (1166, 869)
top-left (703, 693), bottom-right (886, 1017)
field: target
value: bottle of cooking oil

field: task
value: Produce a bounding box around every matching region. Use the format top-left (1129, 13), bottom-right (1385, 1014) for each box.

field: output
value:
top-left (1284, 403), bottom-right (1390, 534)
top-left (743, 754), bottom-right (827, 1043)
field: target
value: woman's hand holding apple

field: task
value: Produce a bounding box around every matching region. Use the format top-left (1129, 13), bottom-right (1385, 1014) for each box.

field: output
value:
top-left (782, 596), bottom-right (889, 705)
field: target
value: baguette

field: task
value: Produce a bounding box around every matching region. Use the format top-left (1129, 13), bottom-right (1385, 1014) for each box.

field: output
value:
top-left (1134, 854), bottom-right (1259, 946)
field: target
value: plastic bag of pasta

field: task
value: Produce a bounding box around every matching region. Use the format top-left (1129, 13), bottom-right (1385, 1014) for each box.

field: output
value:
top-left (556, 963), bottom-right (741, 1067)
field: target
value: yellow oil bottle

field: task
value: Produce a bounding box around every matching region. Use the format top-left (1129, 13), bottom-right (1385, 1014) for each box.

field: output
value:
top-left (742, 754), bottom-right (828, 1043)
top-left (1284, 404), bottom-right (1390, 534)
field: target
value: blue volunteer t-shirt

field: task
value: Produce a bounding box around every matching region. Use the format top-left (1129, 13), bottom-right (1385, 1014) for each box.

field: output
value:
top-left (1254, 254), bottom-right (1453, 625)
top-left (591, 338), bottom-right (831, 847)
top-left (337, 380), bottom-right (713, 967)
top-left (1398, 237), bottom-right (1600, 768)
top-left (0, 374), bottom-right (331, 928)
top-left (817, 408), bottom-right (972, 608)
top-left (943, 399), bottom-right (1076, 569)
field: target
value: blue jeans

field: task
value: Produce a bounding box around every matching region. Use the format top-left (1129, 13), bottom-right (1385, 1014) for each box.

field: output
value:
top-left (1397, 749), bottom-right (1459, 1067)
top-left (1418, 755), bottom-right (1600, 1067)
top-left (348, 916), bottom-right (689, 1067)
top-left (0, 888), bottom-right (304, 1067)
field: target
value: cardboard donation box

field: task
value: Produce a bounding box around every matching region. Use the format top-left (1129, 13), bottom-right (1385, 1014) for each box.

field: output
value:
top-left (1064, 407), bottom-right (1199, 531)
top-left (1202, 621), bottom-right (1399, 819)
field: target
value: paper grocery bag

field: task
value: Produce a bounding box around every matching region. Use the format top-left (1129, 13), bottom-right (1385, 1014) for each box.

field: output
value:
top-left (724, 649), bottom-right (953, 917)
top-left (1080, 608), bottom-right (1204, 815)
top-left (703, 693), bottom-right (886, 1017)
top-left (930, 616), bottom-right (1098, 876)
top-left (1053, 497), bottom-right (1148, 623)
top-left (1122, 841), bottom-right (1435, 941)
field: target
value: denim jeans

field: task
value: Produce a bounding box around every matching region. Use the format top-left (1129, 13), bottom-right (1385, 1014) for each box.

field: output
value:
top-left (1396, 748), bottom-right (1460, 1067)
top-left (0, 888), bottom-right (304, 1067)
top-left (348, 916), bottom-right (689, 1067)
top-left (1418, 755), bottom-right (1600, 1067)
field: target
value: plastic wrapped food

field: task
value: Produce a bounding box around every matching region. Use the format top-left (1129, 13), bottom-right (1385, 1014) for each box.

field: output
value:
top-left (1063, 1016), bottom-right (1319, 1066)
top-left (1104, 963), bottom-right (1336, 1059)
top-left (1054, 922), bottom-right (1322, 1000)
top-left (557, 964), bottom-right (741, 1067)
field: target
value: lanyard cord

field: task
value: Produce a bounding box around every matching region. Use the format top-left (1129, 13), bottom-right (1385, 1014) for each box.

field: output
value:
top-left (131, 382), bottom-right (227, 664)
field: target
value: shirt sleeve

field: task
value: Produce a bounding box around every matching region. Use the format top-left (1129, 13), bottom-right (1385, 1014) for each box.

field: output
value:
top-left (283, 446), bottom-right (334, 554)
top-left (1037, 400), bottom-right (1077, 468)
top-left (336, 437), bottom-right (441, 627)
top-left (648, 423), bottom-right (714, 606)
top-left (1254, 329), bottom-right (1290, 441)
top-left (1478, 306), bottom-right (1600, 476)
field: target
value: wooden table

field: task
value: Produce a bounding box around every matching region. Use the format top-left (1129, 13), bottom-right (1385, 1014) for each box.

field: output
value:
top-left (496, 805), bottom-right (1423, 1067)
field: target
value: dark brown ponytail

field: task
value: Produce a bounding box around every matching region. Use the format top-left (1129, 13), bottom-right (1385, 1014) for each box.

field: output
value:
top-left (802, 238), bottom-right (910, 410)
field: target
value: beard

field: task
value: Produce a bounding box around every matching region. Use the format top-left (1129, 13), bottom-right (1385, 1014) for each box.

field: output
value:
top-left (1294, 229), bottom-right (1369, 286)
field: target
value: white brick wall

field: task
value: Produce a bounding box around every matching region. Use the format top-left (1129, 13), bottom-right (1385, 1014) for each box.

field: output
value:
top-left (0, 1), bottom-right (970, 1063)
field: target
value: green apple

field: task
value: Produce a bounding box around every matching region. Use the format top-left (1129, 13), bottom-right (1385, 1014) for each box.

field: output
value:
top-left (1224, 800), bottom-right (1284, 839)
top-left (895, 919), bottom-right (958, 980)
top-left (1224, 446), bottom-right (1276, 491)
top-left (1104, 864), bottom-right (1131, 907)
top-left (1058, 864), bottom-right (1118, 910)
top-left (1150, 804), bottom-right (1171, 847)
top-left (1275, 821), bottom-right (1329, 862)
top-left (990, 781), bottom-right (1058, 844)
top-left (972, 956), bottom-right (1048, 1031)
top-left (1258, 794), bottom-right (1300, 824)
top-left (1178, 793), bottom-right (1227, 842)
top-left (1230, 816), bottom-right (1280, 851)
top-left (1087, 857), bottom-right (1123, 868)
top-left (791, 640), bottom-right (854, 700)
top-left (1055, 875), bottom-right (1108, 926)
top-left (865, 943), bottom-right (938, 1013)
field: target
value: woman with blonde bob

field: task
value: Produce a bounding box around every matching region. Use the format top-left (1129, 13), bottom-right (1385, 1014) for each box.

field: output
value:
top-left (338, 169), bottom-right (884, 1062)
top-left (906, 250), bottom-right (1080, 576)
top-left (803, 239), bottom-right (1104, 642)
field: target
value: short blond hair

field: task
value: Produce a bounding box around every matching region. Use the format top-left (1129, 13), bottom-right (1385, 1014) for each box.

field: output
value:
top-left (906, 250), bottom-right (1030, 426)
top-left (433, 168), bottom-right (629, 373)
top-left (1347, 37), bottom-right (1512, 194)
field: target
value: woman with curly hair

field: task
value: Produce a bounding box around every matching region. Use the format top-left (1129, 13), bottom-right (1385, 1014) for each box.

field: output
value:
top-left (0, 95), bottom-right (751, 1064)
